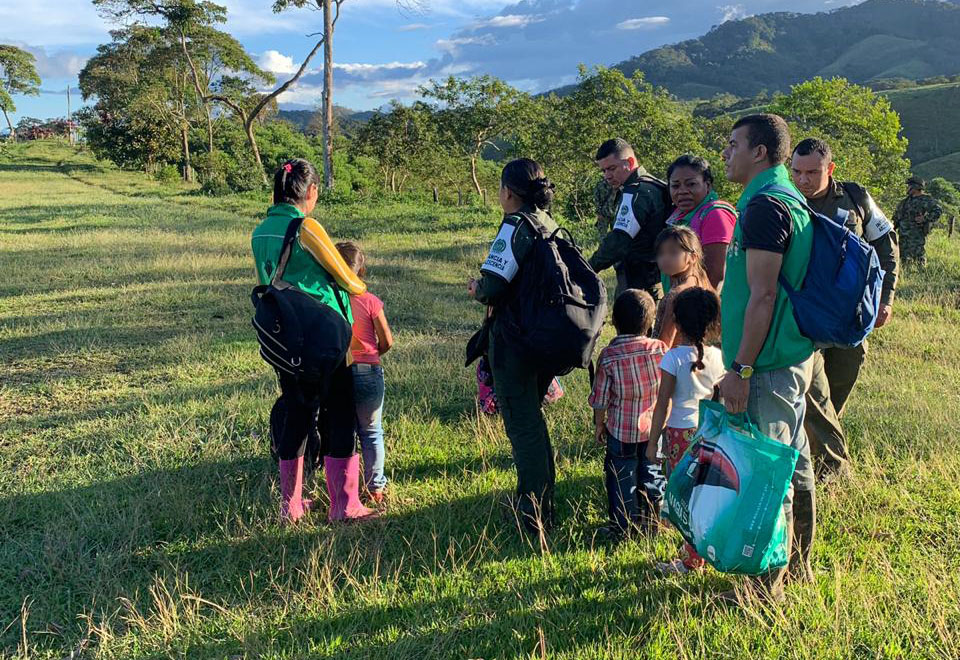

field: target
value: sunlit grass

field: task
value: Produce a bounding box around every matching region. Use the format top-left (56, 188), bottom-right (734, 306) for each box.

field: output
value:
top-left (1, 141), bottom-right (958, 659)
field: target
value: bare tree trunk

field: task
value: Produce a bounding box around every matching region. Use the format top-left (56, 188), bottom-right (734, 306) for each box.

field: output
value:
top-left (321, 0), bottom-right (335, 190)
top-left (3, 109), bottom-right (15, 142)
top-left (470, 154), bottom-right (482, 196)
top-left (180, 124), bottom-right (193, 182)
top-left (206, 108), bottom-right (214, 154)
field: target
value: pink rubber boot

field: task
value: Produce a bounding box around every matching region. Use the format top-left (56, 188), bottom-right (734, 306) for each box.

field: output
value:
top-left (279, 457), bottom-right (312, 523)
top-left (325, 454), bottom-right (378, 522)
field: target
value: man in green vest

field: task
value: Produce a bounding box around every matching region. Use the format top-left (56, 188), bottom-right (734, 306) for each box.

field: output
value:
top-left (589, 138), bottom-right (670, 302)
top-left (790, 138), bottom-right (900, 479)
top-left (717, 114), bottom-right (817, 602)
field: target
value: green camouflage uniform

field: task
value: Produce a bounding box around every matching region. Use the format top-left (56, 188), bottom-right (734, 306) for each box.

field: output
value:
top-left (803, 180), bottom-right (900, 476)
top-left (475, 206), bottom-right (560, 531)
top-left (588, 168), bottom-right (669, 302)
top-left (894, 192), bottom-right (942, 267)
top-left (593, 179), bottom-right (620, 239)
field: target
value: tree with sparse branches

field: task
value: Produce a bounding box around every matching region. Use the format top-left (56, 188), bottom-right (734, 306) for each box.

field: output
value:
top-left (0, 45), bottom-right (42, 141)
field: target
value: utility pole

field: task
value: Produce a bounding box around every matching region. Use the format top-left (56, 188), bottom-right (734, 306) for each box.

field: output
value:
top-left (66, 85), bottom-right (72, 144)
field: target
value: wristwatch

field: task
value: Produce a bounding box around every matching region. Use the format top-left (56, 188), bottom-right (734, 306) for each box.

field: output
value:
top-left (731, 361), bottom-right (754, 380)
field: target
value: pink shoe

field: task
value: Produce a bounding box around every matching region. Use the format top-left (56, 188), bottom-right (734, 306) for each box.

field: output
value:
top-left (279, 457), bottom-right (311, 523)
top-left (324, 455), bottom-right (378, 522)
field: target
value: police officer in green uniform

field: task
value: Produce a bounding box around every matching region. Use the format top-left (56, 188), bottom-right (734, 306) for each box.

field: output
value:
top-left (894, 176), bottom-right (943, 267)
top-left (589, 138), bottom-right (670, 302)
top-left (790, 138), bottom-right (900, 477)
top-left (468, 158), bottom-right (560, 534)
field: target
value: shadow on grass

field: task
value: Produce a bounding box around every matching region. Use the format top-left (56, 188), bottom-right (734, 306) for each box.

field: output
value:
top-left (1, 460), bottom-right (704, 658)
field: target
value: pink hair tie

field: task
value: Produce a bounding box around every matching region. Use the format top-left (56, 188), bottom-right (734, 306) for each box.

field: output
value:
top-left (283, 163), bottom-right (293, 173)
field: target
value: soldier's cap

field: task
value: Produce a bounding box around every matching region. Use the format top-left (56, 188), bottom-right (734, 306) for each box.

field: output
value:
top-left (907, 176), bottom-right (925, 189)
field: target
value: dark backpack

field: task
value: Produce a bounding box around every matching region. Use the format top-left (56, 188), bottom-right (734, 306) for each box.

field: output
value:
top-left (761, 185), bottom-right (885, 349)
top-left (497, 214), bottom-right (607, 375)
top-left (251, 217), bottom-right (353, 383)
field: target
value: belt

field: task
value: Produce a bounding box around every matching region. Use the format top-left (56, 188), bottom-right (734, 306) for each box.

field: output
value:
top-left (351, 363), bottom-right (380, 372)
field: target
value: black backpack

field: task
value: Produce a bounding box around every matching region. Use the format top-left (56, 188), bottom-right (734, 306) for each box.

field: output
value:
top-left (497, 214), bottom-right (607, 376)
top-left (251, 217), bottom-right (352, 384)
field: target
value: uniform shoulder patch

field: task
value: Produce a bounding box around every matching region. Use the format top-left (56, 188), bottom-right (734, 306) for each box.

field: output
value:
top-left (480, 219), bottom-right (521, 283)
top-left (612, 192), bottom-right (641, 238)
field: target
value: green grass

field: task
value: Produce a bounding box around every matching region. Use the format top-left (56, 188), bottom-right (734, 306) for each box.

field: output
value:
top-left (2, 141), bottom-right (960, 659)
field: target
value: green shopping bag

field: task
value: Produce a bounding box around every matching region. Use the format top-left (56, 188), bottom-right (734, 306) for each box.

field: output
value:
top-left (661, 400), bottom-right (799, 575)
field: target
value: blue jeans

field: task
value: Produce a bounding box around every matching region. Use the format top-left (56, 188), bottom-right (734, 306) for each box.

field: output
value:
top-left (352, 363), bottom-right (386, 491)
top-left (604, 433), bottom-right (665, 532)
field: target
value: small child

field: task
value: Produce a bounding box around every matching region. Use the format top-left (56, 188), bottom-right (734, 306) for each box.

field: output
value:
top-left (646, 286), bottom-right (724, 574)
top-left (336, 241), bottom-right (394, 504)
top-left (653, 225), bottom-right (713, 347)
top-left (589, 289), bottom-right (668, 540)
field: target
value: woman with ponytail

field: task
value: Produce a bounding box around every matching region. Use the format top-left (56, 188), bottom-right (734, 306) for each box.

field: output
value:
top-left (467, 158), bottom-right (560, 535)
top-left (645, 286), bottom-right (724, 574)
top-left (252, 158), bottom-right (377, 524)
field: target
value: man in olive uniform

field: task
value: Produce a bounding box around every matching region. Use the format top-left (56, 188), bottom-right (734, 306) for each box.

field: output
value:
top-left (791, 138), bottom-right (900, 478)
top-left (894, 177), bottom-right (943, 267)
top-left (589, 138), bottom-right (670, 302)
top-left (593, 178), bottom-right (620, 239)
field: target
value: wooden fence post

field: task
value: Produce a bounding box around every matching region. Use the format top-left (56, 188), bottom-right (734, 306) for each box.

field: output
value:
top-left (433, 186), bottom-right (439, 204)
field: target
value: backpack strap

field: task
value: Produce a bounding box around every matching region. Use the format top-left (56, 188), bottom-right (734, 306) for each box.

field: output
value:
top-left (840, 181), bottom-right (868, 222)
top-left (273, 217), bottom-right (305, 284)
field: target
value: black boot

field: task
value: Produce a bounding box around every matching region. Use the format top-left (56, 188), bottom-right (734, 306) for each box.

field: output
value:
top-left (789, 488), bottom-right (817, 584)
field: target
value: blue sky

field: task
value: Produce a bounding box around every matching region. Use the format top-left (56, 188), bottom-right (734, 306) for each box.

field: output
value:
top-left (4, 0), bottom-right (857, 122)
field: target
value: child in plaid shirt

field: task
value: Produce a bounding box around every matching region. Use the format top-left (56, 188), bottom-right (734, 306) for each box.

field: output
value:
top-left (589, 289), bottom-right (668, 539)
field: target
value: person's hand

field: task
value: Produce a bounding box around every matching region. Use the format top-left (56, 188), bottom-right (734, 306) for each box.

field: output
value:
top-left (875, 304), bottom-right (893, 328)
top-left (467, 278), bottom-right (478, 299)
top-left (645, 438), bottom-right (659, 464)
top-left (717, 370), bottom-right (749, 414)
top-left (595, 426), bottom-right (606, 446)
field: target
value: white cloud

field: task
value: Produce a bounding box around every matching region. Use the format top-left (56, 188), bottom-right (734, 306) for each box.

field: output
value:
top-left (472, 14), bottom-right (544, 29)
top-left (335, 61), bottom-right (428, 76)
top-left (258, 50), bottom-right (298, 75)
top-left (398, 23), bottom-right (433, 31)
top-left (616, 16), bottom-right (671, 30)
top-left (435, 34), bottom-right (496, 54)
top-left (718, 4), bottom-right (748, 22)
top-left (17, 44), bottom-right (89, 80)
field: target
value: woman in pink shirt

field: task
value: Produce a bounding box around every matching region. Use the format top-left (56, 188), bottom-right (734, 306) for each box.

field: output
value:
top-left (336, 242), bottom-right (394, 503)
top-left (665, 155), bottom-right (738, 291)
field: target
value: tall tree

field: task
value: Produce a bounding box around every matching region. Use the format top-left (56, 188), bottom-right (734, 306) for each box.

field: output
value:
top-left (0, 45), bottom-right (42, 141)
top-left (94, 0), bottom-right (272, 179)
top-left (419, 75), bottom-right (529, 196)
top-left (768, 77), bottom-right (910, 209)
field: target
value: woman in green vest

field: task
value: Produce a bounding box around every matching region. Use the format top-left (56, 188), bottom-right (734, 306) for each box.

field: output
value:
top-left (252, 159), bottom-right (376, 525)
top-left (665, 155), bottom-right (738, 291)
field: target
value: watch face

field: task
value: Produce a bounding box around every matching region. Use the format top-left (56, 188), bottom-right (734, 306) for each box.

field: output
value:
top-left (740, 366), bottom-right (754, 379)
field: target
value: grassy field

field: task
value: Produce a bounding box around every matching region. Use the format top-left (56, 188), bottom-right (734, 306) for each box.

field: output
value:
top-left (2, 141), bottom-right (960, 659)
top-left (882, 82), bottom-right (960, 182)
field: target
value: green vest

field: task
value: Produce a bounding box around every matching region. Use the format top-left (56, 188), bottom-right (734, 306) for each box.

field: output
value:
top-left (720, 165), bottom-right (813, 372)
top-left (251, 203), bottom-right (352, 323)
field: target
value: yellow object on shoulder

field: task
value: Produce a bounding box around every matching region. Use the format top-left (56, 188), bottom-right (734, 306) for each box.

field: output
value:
top-left (299, 217), bottom-right (367, 295)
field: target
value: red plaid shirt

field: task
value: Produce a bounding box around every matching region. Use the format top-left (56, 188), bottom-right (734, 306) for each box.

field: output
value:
top-left (589, 335), bottom-right (667, 444)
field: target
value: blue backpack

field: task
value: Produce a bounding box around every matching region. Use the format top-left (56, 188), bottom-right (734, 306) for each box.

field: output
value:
top-left (760, 185), bottom-right (885, 349)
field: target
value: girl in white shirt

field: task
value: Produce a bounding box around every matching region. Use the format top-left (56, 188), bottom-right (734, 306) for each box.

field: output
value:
top-left (646, 287), bottom-right (724, 574)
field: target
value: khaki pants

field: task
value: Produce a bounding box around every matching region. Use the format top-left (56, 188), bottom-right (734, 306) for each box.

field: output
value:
top-left (804, 344), bottom-right (866, 475)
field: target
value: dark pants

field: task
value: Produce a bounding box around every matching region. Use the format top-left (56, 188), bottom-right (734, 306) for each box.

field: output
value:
top-left (272, 362), bottom-right (356, 462)
top-left (604, 432), bottom-right (664, 532)
top-left (615, 262), bottom-right (663, 304)
top-left (804, 344), bottom-right (866, 475)
top-left (489, 335), bottom-right (556, 527)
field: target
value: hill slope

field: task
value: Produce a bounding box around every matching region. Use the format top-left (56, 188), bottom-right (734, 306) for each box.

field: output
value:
top-left (619, 0), bottom-right (960, 99)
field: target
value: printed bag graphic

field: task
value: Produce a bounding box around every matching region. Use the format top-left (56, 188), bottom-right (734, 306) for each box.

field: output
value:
top-left (661, 400), bottom-right (799, 575)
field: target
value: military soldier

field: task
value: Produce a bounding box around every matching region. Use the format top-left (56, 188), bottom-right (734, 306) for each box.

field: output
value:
top-left (589, 138), bottom-right (671, 302)
top-left (790, 138), bottom-right (900, 478)
top-left (894, 176), bottom-right (943, 267)
top-left (593, 178), bottom-right (620, 239)
top-left (468, 158), bottom-right (560, 535)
